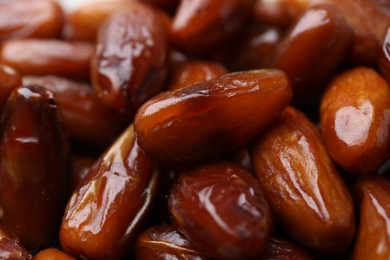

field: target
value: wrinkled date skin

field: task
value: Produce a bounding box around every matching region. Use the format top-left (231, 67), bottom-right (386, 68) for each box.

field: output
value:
top-left (168, 162), bottom-right (274, 259)
top-left (170, 0), bottom-right (255, 54)
top-left (134, 70), bottom-right (292, 164)
top-left (60, 125), bottom-right (159, 260)
top-left (259, 237), bottom-right (314, 260)
top-left (251, 106), bottom-right (355, 253)
top-left (0, 65), bottom-right (22, 113)
top-left (34, 248), bottom-right (76, 260)
top-left (0, 85), bottom-right (69, 250)
top-left (23, 75), bottom-right (128, 148)
top-left (135, 225), bottom-right (209, 259)
top-left (91, 4), bottom-right (168, 113)
top-left (320, 67), bottom-right (390, 176)
top-left (352, 175), bottom-right (390, 260)
top-left (0, 39), bottom-right (93, 79)
top-left (265, 5), bottom-right (353, 105)
top-left (0, 0), bottom-right (63, 41)
top-left (0, 224), bottom-right (32, 260)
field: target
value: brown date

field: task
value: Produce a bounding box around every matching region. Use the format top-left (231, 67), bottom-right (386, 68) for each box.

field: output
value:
top-left (91, 4), bottom-right (168, 113)
top-left (0, 39), bottom-right (93, 79)
top-left (34, 248), bottom-right (76, 260)
top-left (168, 161), bottom-right (273, 259)
top-left (0, 64), bottom-right (22, 113)
top-left (352, 175), bottom-right (390, 260)
top-left (259, 236), bottom-right (314, 260)
top-left (379, 25), bottom-right (390, 84)
top-left (0, 224), bottom-right (32, 260)
top-left (320, 67), bottom-right (390, 176)
top-left (251, 106), bottom-right (355, 253)
top-left (70, 152), bottom-right (97, 192)
top-left (60, 125), bottom-right (159, 259)
top-left (138, 0), bottom-right (180, 12)
top-left (134, 70), bottom-right (292, 164)
top-left (0, 85), bottom-right (70, 250)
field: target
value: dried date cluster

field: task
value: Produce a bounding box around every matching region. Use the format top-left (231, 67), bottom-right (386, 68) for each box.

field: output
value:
top-left (0, 0), bottom-right (389, 259)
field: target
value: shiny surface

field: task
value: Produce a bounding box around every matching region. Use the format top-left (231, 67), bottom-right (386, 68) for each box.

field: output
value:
top-left (379, 25), bottom-right (390, 84)
top-left (169, 162), bottom-right (273, 259)
top-left (251, 106), bottom-right (355, 252)
top-left (0, 39), bottom-right (93, 79)
top-left (60, 125), bottom-right (159, 259)
top-left (352, 175), bottom-right (390, 260)
top-left (0, 65), bottom-right (22, 113)
top-left (0, 85), bottom-right (69, 250)
top-left (259, 236), bottom-right (314, 260)
top-left (0, 224), bottom-right (32, 260)
top-left (320, 67), bottom-right (390, 175)
top-left (91, 4), bottom-right (168, 113)
top-left (34, 248), bottom-right (76, 260)
top-left (134, 70), bottom-right (292, 164)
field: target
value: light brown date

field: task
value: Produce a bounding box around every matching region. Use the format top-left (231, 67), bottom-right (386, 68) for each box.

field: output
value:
top-left (134, 70), bottom-right (292, 164)
top-left (251, 106), bottom-right (355, 253)
top-left (34, 248), bottom-right (76, 260)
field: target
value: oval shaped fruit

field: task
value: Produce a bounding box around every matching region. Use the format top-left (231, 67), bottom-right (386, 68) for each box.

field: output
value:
top-left (320, 67), bottom-right (390, 176)
top-left (168, 161), bottom-right (273, 259)
top-left (34, 248), bottom-right (76, 260)
top-left (251, 106), bottom-right (355, 253)
top-left (134, 69), bottom-right (292, 164)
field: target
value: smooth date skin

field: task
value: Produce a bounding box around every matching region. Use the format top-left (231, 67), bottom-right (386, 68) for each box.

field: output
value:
top-left (34, 248), bottom-right (76, 260)
top-left (169, 161), bottom-right (273, 259)
top-left (0, 85), bottom-right (70, 250)
top-left (0, 65), bottom-right (22, 113)
top-left (320, 67), bottom-right (390, 176)
top-left (251, 106), bottom-right (355, 253)
top-left (60, 125), bottom-right (159, 260)
top-left (134, 70), bottom-right (292, 164)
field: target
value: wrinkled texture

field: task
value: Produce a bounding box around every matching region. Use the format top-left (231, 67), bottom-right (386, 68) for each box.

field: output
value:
top-left (135, 70), bottom-right (292, 164)
top-left (0, 224), bottom-right (32, 260)
top-left (252, 106), bottom-right (355, 252)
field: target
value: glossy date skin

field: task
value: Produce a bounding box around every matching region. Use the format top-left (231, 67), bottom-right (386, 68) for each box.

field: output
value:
top-left (0, 65), bottom-right (22, 113)
top-left (0, 85), bottom-right (69, 250)
top-left (60, 125), bottom-right (159, 260)
top-left (34, 248), bottom-right (76, 260)
top-left (352, 175), bottom-right (390, 260)
top-left (168, 162), bottom-right (273, 259)
top-left (134, 70), bottom-right (292, 164)
top-left (251, 106), bottom-right (355, 253)
top-left (0, 224), bottom-right (32, 260)
top-left (91, 4), bottom-right (168, 113)
top-left (0, 39), bottom-right (93, 79)
top-left (259, 237), bottom-right (314, 260)
top-left (320, 67), bottom-right (390, 176)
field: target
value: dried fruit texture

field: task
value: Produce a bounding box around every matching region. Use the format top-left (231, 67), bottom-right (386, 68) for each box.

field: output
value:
top-left (265, 5), bottom-right (353, 106)
top-left (259, 237), bottom-right (314, 260)
top-left (91, 5), bottom-right (168, 113)
top-left (252, 106), bottom-right (355, 253)
top-left (134, 70), bottom-right (292, 164)
top-left (0, 39), bottom-right (93, 79)
top-left (0, 85), bottom-right (70, 250)
top-left (168, 60), bottom-right (228, 91)
top-left (320, 67), bottom-right (390, 176)
top-left (0, 0), bottom-right (64, 41)
top-left (0, 224), bottom-right (32, 260)
top-left (170, 0), bottom-right (255, 54)
top-left (352, 175), bottom-right (390, 260)
top-left (0, 65), bottom-right (22, 113)
top-left (169, 162), bottom-right (273, 259)
top-left (379, 26), bottom-right (390, 84)
top-left (34, 248), bottom-right (76, 260)
top-left (135, 225), bottom-right (209, 259)
top-left (23, 76), bottom-right (128, 148)
top-left (60, 125), bottom-right (159, 259)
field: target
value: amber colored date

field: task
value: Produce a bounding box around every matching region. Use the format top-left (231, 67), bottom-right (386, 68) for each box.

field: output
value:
top-left (135, 70), bottom-right (292, 164)
top-left (0, 0), bottom-right (64, 41)
top-left (169, 162), bottom-right (273, 259)
top-left (0, 224), bottom-right (32, 260)
top-left (0, 64), bottom-right (22, 113)
top-left (91, 4), bottom-right (168, 113)
top-left (320, 67), bottom-right (390, 176)
top-left (135, 225), bottom-right (209, 259)
top-left (23, 75), bottom-right (128, 148)
top-left (352, 175), bottom-right (390, 260)
top-left (251, 106), bottom-right (355, 253)
top-left (0, 39), bottom-right (93, 79)
top-left (259, 237), bottom-right (314, 260)
top-left (265, 5), bottom-right (353, 105)
top-left (60, 125), bottom-right (159, 259)
top-left (34, 248), bottom-right (76, 260)
top-left (0, 85), bottom-right (69, 250)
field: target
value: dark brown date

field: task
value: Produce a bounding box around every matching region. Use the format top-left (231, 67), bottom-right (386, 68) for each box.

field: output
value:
top-left (134, 70), bottom-right (292, 164)
top-left (0, 224), bottom-right (32, 260)
top-left (259, 236), bottom-right (314, 260)
top-left (168, 161), bottom-right (273, 259)
top-left (0, 64), bottom-right (22, 113)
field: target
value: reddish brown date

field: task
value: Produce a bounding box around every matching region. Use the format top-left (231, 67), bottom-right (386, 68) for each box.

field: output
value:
top-left (0, 0), bottom-right (64, 41)
top-left (23, 75), bottom-right (128, 148)
top-left (34, 248), bottom-right (76, 260)
top-left (352, 175), bottom-right (390, 260)
top-left (0, 85), bottom-right (69, 250)
top-left (70, 152), bottom-right (97, 192)
top-left (0, 39), bottom-right (93, 79)
top-left (60, 125), bottom-right (159, 259)
top-left (0, 65), bottom-right (22, 113)
top-left (0, 224), bottom-right (32, 260)
top-left (379, 26), bottom-right (390, 84)
top-left (169, 162), bottom-right (273, 259)
top-left (259, 237), bottom-right (314, 260)
top-left (134, 70), bottom-right (292, 164)
top-left (91, 4), bottom-right (168, 113)
top-left (135, 225), bottom-right (209, 259)
top-left (251, 106), bottom-right (355, 253)
top-left (138, 0), bottom-right (180, 12)
top-left (320, 67), bottom-right (390, 176)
